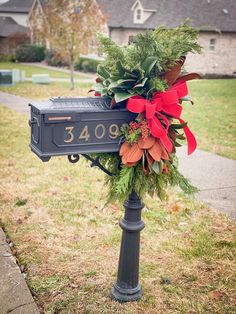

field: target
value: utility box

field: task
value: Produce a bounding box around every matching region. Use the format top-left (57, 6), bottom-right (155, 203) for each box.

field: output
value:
top-left (32, 74), bottom-right (50, 84)
top-left (12, 69), bottom-right (20, 83)
top-left (0, 70), bottom-right (13, 86)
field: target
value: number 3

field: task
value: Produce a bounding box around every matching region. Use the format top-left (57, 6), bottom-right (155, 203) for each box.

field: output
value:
top-left (64, 126), bottom-right (74, 143)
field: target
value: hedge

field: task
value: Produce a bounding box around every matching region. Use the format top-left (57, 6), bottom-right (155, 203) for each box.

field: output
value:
top-left (16, 44), bottom-right (45, 62)
top-left (0, 54), bottom-right (16, 62)
top-left (75, 56), bottom-right (102, 73)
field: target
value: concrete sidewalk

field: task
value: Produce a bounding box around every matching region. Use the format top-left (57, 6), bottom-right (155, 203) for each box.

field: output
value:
top-left (25, 77), bottom-right (93, 83)
top-left (0, 90), bottom-right (235, 218)
top-left (177, 147), bottom-right (236, 218)
top-left (23, 62), bottom-right (96, 80)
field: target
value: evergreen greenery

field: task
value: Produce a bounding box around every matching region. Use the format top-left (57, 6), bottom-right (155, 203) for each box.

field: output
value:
top-left (95, 22), bottom-right (201, 101)
top-left (90, 23), bottom-right (201, 203)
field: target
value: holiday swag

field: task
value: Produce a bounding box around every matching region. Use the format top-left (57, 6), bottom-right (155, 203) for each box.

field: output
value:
top-left (91, 24), bottom-right (201, 202)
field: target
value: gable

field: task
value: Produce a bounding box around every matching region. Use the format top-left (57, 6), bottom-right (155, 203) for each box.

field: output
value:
top-left (97, 0), bottom-right (236, 33)
top-left (0, 0), bottom-right (34, 13)
top-left (0, 16), bottom-right (28, 37)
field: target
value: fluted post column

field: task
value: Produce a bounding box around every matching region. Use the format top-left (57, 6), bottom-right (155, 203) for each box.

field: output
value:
top-left (111, 191), bottom-right (145, 302)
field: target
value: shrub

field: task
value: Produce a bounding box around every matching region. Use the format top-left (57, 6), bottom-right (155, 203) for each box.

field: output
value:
top-left (75, 56), bottom-right (102, 73)
top-left (45, 49), bottom-right (68, 67)
top-left (15, 44), bottom-right (45, 62)
top-left (0, 54), bottom-right (16, 62)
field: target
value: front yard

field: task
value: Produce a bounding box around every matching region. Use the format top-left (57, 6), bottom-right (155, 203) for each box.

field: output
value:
top-left (0, 76), bottom-right (236, 313)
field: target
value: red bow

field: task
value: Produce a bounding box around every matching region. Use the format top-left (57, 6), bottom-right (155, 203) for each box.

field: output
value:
top-left (126, 80), bottom-right (197, 155)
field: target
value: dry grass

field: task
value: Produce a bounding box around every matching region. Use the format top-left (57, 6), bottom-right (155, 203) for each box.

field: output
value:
top-left (0, 105), bottom-right (236, 313)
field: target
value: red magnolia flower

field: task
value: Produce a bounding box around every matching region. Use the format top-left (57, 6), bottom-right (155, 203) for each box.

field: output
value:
top-left (119, 135), bottom-right (169, 172)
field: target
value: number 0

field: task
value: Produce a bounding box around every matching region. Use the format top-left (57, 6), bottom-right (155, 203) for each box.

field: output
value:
top-left (95, 124), bottom-right (106, 139)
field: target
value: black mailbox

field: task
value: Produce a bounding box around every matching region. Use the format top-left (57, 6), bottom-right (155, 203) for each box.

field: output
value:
top-left (29, 96), bottom-right (136, 161)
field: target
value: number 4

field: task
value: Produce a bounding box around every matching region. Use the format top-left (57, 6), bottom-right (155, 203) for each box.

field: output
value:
top-left (79, 125), bottom-right (90, 141)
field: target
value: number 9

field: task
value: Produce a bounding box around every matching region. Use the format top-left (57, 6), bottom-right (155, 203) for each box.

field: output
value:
top-left (109, 124), bottom-right (119, 139)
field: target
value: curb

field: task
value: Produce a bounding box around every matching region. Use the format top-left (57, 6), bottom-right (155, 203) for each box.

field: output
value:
top-left (0, 228), bottom-right (40, 314)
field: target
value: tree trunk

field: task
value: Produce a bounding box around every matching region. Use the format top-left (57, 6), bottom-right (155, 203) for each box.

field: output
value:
top-left (69, 55), bottom-right (75, 90)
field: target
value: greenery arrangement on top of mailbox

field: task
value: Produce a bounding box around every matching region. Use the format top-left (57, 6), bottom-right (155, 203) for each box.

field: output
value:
top-left (91, 23), bottom-right (202, 202)
top-left (29, 23), bottom-right (201, 203)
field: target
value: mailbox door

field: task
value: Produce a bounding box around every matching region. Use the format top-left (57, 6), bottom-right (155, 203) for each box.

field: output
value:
top-left (40, 110), bottom-right (136, 158)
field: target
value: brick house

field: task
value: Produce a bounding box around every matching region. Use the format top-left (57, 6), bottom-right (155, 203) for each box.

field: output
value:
top-left (5, 0), bottom-right (236, 75)
top-left (97, 0), bottom-right (236, 76)
top-left (0, 16), bottom-right (29, 54)
top-left (0, 0), bottom-right (32, 54)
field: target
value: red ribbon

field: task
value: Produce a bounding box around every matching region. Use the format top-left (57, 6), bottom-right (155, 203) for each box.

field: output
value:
top-left (126, 80), bottom-right (197, 155)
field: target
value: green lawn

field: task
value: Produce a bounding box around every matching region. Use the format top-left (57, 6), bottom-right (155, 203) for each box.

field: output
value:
top-left (183, 79), bottom-right (236, 159)
top-left (0, 62), bottom-right (92, 79)
top-left (0, 104), bottom-right (235, 313)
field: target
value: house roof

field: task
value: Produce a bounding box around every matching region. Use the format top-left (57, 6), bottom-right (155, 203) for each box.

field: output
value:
top-left (0, 16), bottom-right (28, 37)
top-left (0, 0), bottom-right (34, 13)
top-left (97, 0), bottom-right (236, 33)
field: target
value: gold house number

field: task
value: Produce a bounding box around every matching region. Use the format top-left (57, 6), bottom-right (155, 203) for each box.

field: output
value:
top-left (64, 124), bottom-right (120, 143)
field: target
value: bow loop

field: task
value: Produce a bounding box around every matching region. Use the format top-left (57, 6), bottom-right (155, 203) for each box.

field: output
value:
top-left (126, 80), bottom-right (197, 155)
top-left (161, 90), bottom-right (178, 105)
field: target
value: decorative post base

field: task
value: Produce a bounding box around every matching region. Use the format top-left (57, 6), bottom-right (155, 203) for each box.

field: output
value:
top-left (111, 191), bottom-right (145, 302)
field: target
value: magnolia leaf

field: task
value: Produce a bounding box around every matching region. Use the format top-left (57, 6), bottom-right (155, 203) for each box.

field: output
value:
top-left (176, 133), bottom-right (186, 140)
top-left (109, 87), bottom-right (125, 93)
top-left (103, 78), bottom-right (111, 86)
top-left (178, 72), bottom-right (201, 83)
top-left (114, 92), bottom-right (134, 103)
top-left (123, 71), bottom-right (138, 80)
top-left (180, 95), bottom-right (192, 101)
top-left (152, 161), bottom-right (159, 174)
top-left (132, 68), bottom-right (144, 80)
top-left (175, 142), bottom-right (182, 147)
top-left (180, 95), bottom-right (194, 104)
top-left (136, 89), bottom-right (146, 95)
top-left (97, 65), bottom-right (110, 79)
top-left (171, 122), bottom-right (188, 129)
top-left (134, 77), bottom-right (148, 89)
top-left (117, 79), bottom-right (136, 85)
top-left (141, 57), bottom-right (157, 75)
top-left (108, 81), bottom-right (119, 89)
top-left (162, 58), bottom-right (185, 86)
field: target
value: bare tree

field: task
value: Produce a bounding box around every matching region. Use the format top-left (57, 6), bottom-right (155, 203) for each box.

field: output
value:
top-left (31, 0), bottom-right (105, 89)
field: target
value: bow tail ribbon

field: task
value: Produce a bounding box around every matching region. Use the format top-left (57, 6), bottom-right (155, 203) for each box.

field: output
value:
top-left (178, 118), bottom-right (197, 155)
top-left (148, 114), bottom-right (173, 152)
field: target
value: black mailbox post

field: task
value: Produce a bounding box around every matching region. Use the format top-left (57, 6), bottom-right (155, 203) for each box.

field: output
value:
top-left (29, 96), bottom-right (145, 302)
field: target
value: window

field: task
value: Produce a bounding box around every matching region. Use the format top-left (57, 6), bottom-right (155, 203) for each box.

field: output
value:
top-left (136, 9), bottom-right (142, 20)
top-left (209, 38), bottom-right (216, 51)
